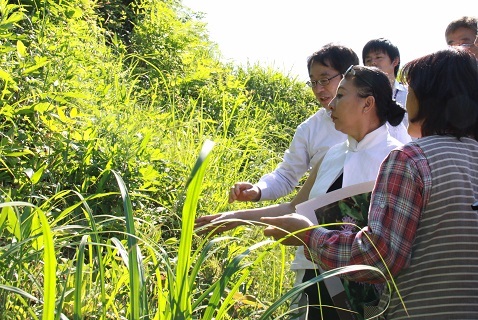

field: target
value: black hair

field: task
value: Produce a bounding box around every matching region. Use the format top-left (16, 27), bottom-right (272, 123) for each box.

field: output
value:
top-left (445, 16), bottom-right (477, 37)
top-left (362, 38), bottom-right (401, 77)
top-left (400, 48), bottom-right (478, 139)
top-left (344, 65), bottom-right (405, 127)
top-left (307, 43), bottom-right (359, 75)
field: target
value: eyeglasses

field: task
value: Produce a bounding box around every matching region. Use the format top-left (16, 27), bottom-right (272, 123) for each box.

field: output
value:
top-left (449, 43), bottom-right (474, 48)
top-left (449, 40), bottom-right (476, 48)
top-left (343, 65), bottom-right (375, 96)
top-left (306, 73), bottom-right (342, 87)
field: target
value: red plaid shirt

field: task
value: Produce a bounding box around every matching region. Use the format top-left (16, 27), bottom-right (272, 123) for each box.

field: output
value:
top-left (305, 143), bottom-right (432, 283)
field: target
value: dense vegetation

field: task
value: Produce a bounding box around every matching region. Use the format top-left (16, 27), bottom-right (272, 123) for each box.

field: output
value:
top-left (0, 0), bottom-right (322, 318)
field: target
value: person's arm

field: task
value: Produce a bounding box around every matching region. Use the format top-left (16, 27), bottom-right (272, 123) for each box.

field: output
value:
top-left (201, 160), bottom-right (323, 236)
top-left (305, 145), bottom-right (431, 283)
top-left (260, 160), bottom-right (323, 244)
top-left (195, 201), bottom-right (296, 235)
top-left (229, 111), bottom-right (341, 203)
top-left (256, 123), bottom-right (312, 201)
top-left (289, 155), bottom-right (322, 207)
top-left (256, 111), bottom-right (330, 201)
top-left (228, 157), bottom-right (323, 203)
top-left (227, 120), bottom-right (313, 203)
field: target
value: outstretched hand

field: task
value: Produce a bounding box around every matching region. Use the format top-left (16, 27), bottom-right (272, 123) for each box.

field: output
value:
top-left (262, 214), bottom-right (314, 246)
top-left (228, 182), bottom-right (261, 203)
top-left (194, 212), bottom-right (244, 236)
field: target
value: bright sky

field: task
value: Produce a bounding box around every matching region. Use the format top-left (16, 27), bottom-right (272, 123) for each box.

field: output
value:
top-left (183, 0), bottom-right (475, 81)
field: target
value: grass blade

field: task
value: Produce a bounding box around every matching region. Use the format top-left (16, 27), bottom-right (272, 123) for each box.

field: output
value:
top-left (35, 207), bottom-right (57, 320)
top-left (173, 139), bottom-right (215, 319)
top-left (73, 235), bottom-right (89, 320)
top-left (112, 170), bottom-right (144, 320)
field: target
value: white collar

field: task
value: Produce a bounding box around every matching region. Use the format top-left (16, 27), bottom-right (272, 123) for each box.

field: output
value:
top-left (309, 125), bottom-right (400, 198)
top-left (346, 125), bottom-right (388, 152)
top-left (394, 80), bottom-right (407, 92)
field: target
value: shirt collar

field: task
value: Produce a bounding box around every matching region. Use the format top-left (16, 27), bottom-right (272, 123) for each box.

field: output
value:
top-left (394, 80), bottom-right (407, 92)
top-left (346, 125), bottom-right (389, 152)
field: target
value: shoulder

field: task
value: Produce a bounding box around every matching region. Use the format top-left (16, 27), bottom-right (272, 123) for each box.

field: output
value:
top-left (412, 135), bottom-right (478, 159)
top-left (302, 108), bottom-right (328, 123)
top-left (387, 134), bottom-right (404, 148)
top-left (388, 142), bottom-right (426, 165)
top-left (330, 139), bottom-right (348, 151)
top-left (297, 108), bottom-right (332, 131)
top-left (376, 142), bottom-right (430, 187)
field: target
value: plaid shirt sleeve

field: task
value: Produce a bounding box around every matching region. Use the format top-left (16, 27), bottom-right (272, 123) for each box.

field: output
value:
top-left (304, 144), bottom-right (431, 283)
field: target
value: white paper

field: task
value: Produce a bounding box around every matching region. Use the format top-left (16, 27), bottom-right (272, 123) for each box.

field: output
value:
top-left (295, 180), bottom-right (375, 314)
top-left (296, 180), bottom-right (375, 224)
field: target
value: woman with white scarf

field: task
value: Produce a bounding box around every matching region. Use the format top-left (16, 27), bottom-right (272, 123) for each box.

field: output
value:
top-left (195, 65), bottom-right (405, 319)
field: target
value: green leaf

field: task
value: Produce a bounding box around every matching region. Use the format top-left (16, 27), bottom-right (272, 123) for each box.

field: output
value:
top-left (0, 69), bottom-right (15, 83)
top-left (22, 57), bottom-right (49, 75)
top-left (173, 139), bottom-right (215, 319)
top-left (0, 11), bottom-right (25, 31)
top-left (33, 102), bottom-right (53, 113)
top-left (74, 235), bottom-right (89, 320)
top-left (112, 171), bottom-right (145, 320)
top-left (6, 205), bottom-right (20, 239)
top-left (30, 165), bottom-right (45, 184)
top-left (16, 39), bottom-right (26, 58)
top-left (5, 149), bottom-right (35, 157)
top-left (36, 208), bottom-right (57, 320)
top-left (30, 211), bottom-right (42, 250)
top-left (0, 284), bottom-right (39, 303)
top-left (0, 205), bottom-right (12, 234)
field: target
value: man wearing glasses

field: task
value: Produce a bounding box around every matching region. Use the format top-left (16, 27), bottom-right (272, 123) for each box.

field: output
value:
top-left (228, 44), bottom-right (358, 204)
top-left (445, 16), bottom-right (478, 59)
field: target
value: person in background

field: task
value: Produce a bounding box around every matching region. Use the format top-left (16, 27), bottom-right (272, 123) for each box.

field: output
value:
top-left (262, 47), bottom-right (478, 319)
top-left (228, 44), bottom-right (358, 204)
top-left (196, 65), bottom-right (406, 319)
top-left (362, 38), bottom-right (412, 142)
top-left (445, 16), bottom-right (478, 59)
top-left (362, 38), bottom-right (406, 107)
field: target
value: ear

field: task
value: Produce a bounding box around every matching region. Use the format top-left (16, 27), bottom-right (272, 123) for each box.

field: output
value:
top-left (362, 95), bottom-right (375, 114)
top-left (391, 57), bottom-right (400, 68)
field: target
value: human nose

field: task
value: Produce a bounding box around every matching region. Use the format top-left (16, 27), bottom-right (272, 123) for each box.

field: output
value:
top-left (312, 83), bottom-right (325, 93)
top-left (329, 97), bottom-right (336, 109)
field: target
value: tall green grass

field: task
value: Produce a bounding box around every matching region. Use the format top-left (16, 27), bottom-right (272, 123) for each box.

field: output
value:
top-left (0, 202), bottom-right (56, 319)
